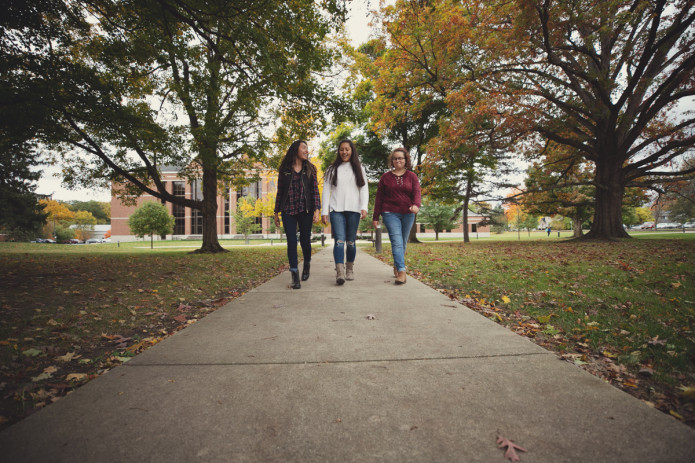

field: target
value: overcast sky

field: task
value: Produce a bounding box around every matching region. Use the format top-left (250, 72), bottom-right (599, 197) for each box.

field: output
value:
top-left (35, 1), bottom-right (379, 203)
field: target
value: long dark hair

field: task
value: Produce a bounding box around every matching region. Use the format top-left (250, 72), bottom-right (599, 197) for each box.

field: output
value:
top-left (279, 140), bottom-right (316, 178)
top-left (325, 139), bottom-right (366, 187)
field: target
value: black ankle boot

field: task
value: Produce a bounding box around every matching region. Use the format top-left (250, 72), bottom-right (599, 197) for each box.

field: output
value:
top-left (290, 270), bottom-right (301, 289)
top-left (301, 262), bottom-right (310, 281)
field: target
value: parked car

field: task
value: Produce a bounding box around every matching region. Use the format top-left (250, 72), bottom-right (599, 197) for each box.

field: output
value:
top-left (85, 238), bottom-right (101, 244)
top-left (656, 222), bottom-right (680, 229)
top-left (640, 222), bottom-right (655, 229)
top-left (683, 222), bottom-right (695, 229)
top-left (68, 239), bottom-right (84, 244)
top-left (44, 239), bottom-right (56, 243)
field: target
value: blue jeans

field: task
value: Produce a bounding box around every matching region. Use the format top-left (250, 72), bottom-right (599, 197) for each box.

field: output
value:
top-left (330, 211), bottom-right (361, 264)
top-left (382, 212), bottom-right (416, 272)
top-left (281, 211), bottom-right (313, 271)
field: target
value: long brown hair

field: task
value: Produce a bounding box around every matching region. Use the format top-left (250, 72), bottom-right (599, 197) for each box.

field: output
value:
top-left (325, 139), bottom-right (366, 187)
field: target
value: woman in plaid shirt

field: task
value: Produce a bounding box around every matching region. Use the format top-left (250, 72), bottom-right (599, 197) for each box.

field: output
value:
top-left (274, 140), bottom-right (321, 289)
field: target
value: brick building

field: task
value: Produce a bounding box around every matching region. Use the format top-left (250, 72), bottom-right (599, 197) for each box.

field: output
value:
top-left (110, 166), bottom-right (278, 241)
top-left (416, 210), bottom-right (491, 236)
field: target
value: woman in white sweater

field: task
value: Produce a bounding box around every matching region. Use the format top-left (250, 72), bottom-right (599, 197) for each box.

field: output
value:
top-left (322, 139), bottom-right (369, 284)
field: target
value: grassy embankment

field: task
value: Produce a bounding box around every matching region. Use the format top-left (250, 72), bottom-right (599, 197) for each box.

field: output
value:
top-left (0, 241), bottom-right (291, 430)
top-left (366, 233), bottom-right (695, 427)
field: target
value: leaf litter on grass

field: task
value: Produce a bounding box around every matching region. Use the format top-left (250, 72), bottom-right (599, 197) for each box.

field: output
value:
top-left (367, 238), bottom-right (695, 428)
top-left (0, 246), bottom-right (290, 430)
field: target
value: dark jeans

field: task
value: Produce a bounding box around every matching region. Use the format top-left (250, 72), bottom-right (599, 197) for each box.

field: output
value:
top-left (282, 211), bottom-right (313, 271)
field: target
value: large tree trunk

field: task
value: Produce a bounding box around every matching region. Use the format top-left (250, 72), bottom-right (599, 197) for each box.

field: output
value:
top-left (193, 166), bottom-right (226, 254)
top-left (583, 158), bottom-right (630, 240)
top-left (572, 216), bottom-right (584, 238)
top-left (463, 191), bottom-right (471, 243)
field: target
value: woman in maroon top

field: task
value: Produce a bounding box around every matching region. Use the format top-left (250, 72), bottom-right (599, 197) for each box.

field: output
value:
top-left (372, 148), bottom-right (421, 284)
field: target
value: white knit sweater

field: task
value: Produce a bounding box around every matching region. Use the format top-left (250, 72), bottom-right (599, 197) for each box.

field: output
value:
top-left (321, 163), bottom-right (369, 216)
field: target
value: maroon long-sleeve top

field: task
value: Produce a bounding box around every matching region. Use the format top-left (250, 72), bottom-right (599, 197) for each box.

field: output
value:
top-left (372, 170), bottom-right (422, 220)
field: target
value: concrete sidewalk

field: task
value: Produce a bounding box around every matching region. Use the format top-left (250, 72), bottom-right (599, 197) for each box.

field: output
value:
top-left (1, 248), bottom-right (693, 462)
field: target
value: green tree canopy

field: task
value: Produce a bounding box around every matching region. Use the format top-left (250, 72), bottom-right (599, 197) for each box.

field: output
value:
top-left (68, 201), bottom-right (110, 224)
top-left (128, 201), bottom-right (175, 248)
top-left (418, 201), bottom-right (458, 240)
top-left (4, 0), bottom-right (347, 253)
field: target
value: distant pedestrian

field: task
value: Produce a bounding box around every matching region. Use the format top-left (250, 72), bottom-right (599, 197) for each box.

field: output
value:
top-left (547, 226), bottom-right (551, 236)
top-left (274, 140), bottom-right (321, 289)
top-left (372, 148), bottom-right (421, 285)
top-left (322, 139), bottom-right (369, 285)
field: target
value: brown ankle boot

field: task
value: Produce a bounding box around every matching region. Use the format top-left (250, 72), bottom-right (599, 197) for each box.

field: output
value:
top-left (393, 264), bottom-right (398, 277)
top-left (346, 262), bottom-right (354, 281)
top-left (336, 263), bottom-right (346, 285)
top-left (395, 271), bottom-right (406, 285)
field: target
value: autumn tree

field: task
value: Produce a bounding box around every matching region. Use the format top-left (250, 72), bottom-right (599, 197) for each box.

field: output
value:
top-left (521, 144), bottom-right (595, 237)
top-left (73, 210), bottom-right (97, 241)
top-left (68, 201), bottom-right (110, 224)
top-left (353, 2), bottom-right (518, 243)
top-left (4, 0), bottom-right (347, 253)
top-left (473, 0), bottom-right (695, 239)
top-left (38, 199), bottom-right (74, 239)
top-left (128, 201), bottom-right (175, 249)
top-left (233, 197), bottom-right (261, 239)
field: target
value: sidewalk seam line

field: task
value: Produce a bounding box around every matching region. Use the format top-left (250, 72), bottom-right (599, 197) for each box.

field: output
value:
top-left (125, 352), bottom-right (553, 367)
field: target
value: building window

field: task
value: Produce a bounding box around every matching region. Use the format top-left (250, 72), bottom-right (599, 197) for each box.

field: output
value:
top-left (471, 224), bottom-right (477, 233)
top-left (224, 187), bottom-right (230, 234)
top-left (191, 179), bottom-right (203, 235)
top-left (173, 181), bottom-right (185, 235)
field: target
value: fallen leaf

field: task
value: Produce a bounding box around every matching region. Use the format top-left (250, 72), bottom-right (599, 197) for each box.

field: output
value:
top-left (66, 373), bottom-right (88, 381)
top-left (32, 366), bottom-right (58, 382)
top-left (22, 348), bottom-right (42, 357)
top-left (366, 314), bottom-right (377, 320)
top-left (174, 315), bottom-right (187, 323)
top-left (679, 386), bottom-right (695, 400)
top-left (497, 435), bottom-right (527, 462)
top-left (501, 296), bottom-right (511, 304)
top-left (57, 352), bottom-right (80, 362)
top-left (647, 336), bottom-right (666, 346)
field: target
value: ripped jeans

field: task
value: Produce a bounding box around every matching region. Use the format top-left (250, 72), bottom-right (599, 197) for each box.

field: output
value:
top-left (329, 211), bottom-right (361, 264)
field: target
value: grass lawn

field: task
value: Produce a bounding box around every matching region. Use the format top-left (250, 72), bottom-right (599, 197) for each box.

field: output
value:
top-left (0, 242), bottom-right (295, 430)
top-left (366, 234), bottom-right (695, 427)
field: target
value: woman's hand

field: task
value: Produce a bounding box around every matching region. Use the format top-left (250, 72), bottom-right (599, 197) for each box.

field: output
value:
top-left (313, 210), bottom-right (320, 224)
top-left (409, 205), bottom-right (419, 214)
top-left (273, 213), bottom-right (281, 228)
top-left (372, 220), bottom-right (380, 229)
top-left (322, 215), bottom-right (329, 225)
top-left (360, 210), bottom-right (367, 220)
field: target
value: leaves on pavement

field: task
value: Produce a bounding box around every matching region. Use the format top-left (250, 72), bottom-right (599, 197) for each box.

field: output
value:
top-left (497, 435), bottom-right (527, 462)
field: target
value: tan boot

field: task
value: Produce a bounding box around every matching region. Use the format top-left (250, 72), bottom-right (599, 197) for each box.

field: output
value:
top-left (336, 263), bottom-right (346, 285)
top-left (395, 271), bottom-right (407, 285)
top-left (345, 262), bottom-right (354, 281)
top-left (393, 264), bottom-right (398, 277)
